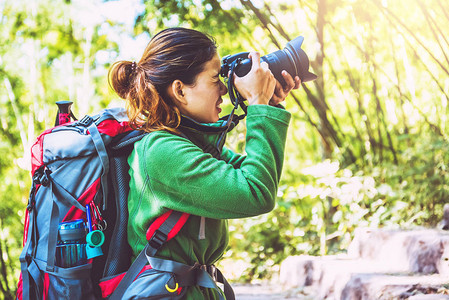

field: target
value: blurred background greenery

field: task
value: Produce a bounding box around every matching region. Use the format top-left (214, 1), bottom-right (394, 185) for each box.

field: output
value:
top-left (1, 0), bottom-right (448, 298)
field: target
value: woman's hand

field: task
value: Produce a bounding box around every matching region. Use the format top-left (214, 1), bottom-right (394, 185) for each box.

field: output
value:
top-left (269, 71), bottom-right (301, 107)
top-left (233, 51), bottom-right (276, 106)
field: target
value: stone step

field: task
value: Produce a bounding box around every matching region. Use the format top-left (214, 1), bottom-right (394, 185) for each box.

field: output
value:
top-left (340, 273), bottom-right (449, 300)
top-left (279, 255), bottom-right (449, 299)
top-left (347, 228), bottom-right (449, 275)
top-left (278, 228), bottom-right (449, 299)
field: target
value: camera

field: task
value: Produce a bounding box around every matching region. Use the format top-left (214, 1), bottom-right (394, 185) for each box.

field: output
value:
top-left (220, 36), bottom-right (317, 86)
top-left (215, 36), bottom-right (317, 150)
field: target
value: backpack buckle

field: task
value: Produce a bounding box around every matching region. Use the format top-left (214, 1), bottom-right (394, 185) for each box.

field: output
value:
top-left (148, 229), bottom-right (168, 251)
top-left (77, 115), bottom-right (94, 127)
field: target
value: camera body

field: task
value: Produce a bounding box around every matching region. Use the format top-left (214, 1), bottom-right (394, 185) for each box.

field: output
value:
top-left (220, 36), bottom-right (317, 87)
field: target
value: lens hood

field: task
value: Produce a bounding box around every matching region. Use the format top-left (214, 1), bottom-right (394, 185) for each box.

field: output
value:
top-left (284, 36), bottom-right (317, 83)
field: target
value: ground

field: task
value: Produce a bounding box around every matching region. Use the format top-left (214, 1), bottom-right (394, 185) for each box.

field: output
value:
top-left (233, 284), bottom-right (314, 300)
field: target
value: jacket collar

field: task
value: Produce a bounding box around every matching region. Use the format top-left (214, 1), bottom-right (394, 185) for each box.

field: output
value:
top-left (179, 115), bottom-right (229, 134)
top-left (178, 114), bottom-right (242, 158)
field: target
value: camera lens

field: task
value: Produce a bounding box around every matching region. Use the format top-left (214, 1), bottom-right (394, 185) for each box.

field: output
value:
top-left (228, 36), bottom-right (317, 86)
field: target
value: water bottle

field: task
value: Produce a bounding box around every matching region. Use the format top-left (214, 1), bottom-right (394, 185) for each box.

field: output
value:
top-left (55, 219), bottom-right (87, 268)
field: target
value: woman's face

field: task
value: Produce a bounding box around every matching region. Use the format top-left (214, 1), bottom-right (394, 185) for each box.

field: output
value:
top-left (176, 54), bottom-right (228, 123)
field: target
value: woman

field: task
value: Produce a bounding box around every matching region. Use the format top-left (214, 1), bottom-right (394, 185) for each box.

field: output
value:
top-left (108, 27), bottom-right (300, 299)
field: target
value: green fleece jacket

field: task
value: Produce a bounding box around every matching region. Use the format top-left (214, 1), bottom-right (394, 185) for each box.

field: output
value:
top-left (127, 105), bottom-right (291, 299)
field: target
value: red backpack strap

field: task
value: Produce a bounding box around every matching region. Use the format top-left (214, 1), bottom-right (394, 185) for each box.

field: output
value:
top-left (146, 210), bottom-right (190, 256)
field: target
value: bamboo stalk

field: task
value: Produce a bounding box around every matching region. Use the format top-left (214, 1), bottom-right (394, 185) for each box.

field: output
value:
top-left (371, 0), bottom-right (449, 77)
top-left (327, 60), bottom-right (359, 162)
top-left (263, 3), bottom-right (291, 41)
top-left (349, 8), bottom-right (386, 161)
top-left (243, 0), bottom-right (343, 158)
top-left (366, 24), bottom-right (400, 163)
top-left (328, 35), bottom-right (366, 159)
top-left (389, 31), bottom-right (410, 136)
top-left (291, 92), bottom-right (332, 152)
top-left (416, 0), bottom-right (449, 67)
top-left (239, 0), bottom-right (281, 48)
top-left (436, 0), bottom-right (449, 22)
top-left (376, 2), bottom-right (449, 103)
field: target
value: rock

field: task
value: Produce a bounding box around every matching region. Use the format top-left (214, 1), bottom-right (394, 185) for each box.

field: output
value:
top-left (280, 255), bottom-right (390, 298)
top-left (347, 228), bottom-right (449, 274)
top-left (437, 240), bottom-right (449, 276)
top-left (408, 295), bottom-right (449, 300)
top-left (340, 273), bottom-right (448, 300)
top-left (279, 255), bottom-right (315, 288)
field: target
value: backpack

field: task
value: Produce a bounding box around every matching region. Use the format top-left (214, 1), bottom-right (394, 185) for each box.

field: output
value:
top-left (17, 102), bottom-right (235, 300)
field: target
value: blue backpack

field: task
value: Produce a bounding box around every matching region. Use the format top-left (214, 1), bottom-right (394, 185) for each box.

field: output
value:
top-left (17, 102), bottom-right (234, 300)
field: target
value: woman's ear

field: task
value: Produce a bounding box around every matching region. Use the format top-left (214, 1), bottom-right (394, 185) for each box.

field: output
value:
top-left (168, 80), bottom-right (187, 105)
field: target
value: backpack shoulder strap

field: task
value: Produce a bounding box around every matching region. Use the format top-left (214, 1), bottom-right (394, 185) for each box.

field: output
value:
top-left (145, 210), bottom-right (190, 256)
top-left (109, 210), bottom-right (188, 300)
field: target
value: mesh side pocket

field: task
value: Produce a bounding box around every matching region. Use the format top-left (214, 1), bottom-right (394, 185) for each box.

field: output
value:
top-left (45, 264), bottom-right (96, 300)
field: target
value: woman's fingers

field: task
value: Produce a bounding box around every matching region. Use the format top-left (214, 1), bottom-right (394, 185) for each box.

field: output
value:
top-left (249, 51), bottom-right (261, 70)
top-left (269, 72), bottom-right (302, 106)
top-left (233, 51), bottom-right (276, 105)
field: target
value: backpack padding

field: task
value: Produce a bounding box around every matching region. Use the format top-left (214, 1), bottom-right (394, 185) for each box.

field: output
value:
top-left (102, 154), bottom-right (132, 278)
top-left (102, 130), bottom-right (148, 278)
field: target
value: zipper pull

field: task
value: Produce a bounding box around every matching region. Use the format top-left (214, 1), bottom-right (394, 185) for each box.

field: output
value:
top-left (198, 216), bottom-right (206, 240)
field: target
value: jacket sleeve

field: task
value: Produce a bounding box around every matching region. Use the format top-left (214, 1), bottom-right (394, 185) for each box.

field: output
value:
top-left (220, 147), bottom-right (245, 168)
top-left (142, 105), bottom-right (291, 219)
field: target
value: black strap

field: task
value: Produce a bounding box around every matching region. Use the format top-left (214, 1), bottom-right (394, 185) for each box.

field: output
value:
top-left (110, 243), bottom-right (235, 300)
top-left (33, 259), bottom-right (91, 279)
top-left (216, 267), bottom-right (235, 300)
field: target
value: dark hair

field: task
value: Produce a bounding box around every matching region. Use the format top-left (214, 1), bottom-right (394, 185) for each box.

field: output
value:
top-left (108, 27), bottom-right (217, 133)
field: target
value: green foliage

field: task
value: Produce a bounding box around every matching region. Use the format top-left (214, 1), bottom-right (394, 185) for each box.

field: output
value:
top-left (225, 132), bottom-right (449, 281)
top-left (1, 0), bottom-right (449, 295)
top-left (368, 133), bottom-right (449, 227)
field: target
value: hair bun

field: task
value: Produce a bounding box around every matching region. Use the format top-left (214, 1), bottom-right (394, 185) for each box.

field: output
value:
top-left (108, 60), bottom-right (137, 99)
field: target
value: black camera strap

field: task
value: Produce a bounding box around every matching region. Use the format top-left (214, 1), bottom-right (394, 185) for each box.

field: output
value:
top-left (216, 58), bottom-right (247, 152)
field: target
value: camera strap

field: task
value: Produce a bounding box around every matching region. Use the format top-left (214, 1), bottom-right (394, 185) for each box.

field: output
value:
top-left (216, 59), bottom-right (247, 152)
